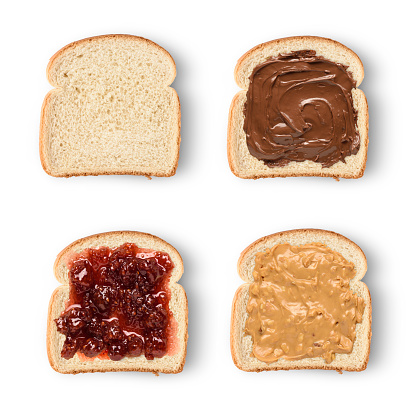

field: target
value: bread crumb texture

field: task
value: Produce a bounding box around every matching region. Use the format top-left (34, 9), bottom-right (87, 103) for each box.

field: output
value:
top-left (40, 35), bottom-right (180, 177)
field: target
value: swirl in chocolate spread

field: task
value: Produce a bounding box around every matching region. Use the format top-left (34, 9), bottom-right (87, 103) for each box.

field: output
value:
top-left (243, 50), bottom-right (360, 168)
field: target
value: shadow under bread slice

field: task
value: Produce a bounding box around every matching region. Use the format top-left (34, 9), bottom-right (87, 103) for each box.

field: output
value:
top-left (47, 231), bottom-right (188, 374)
top-left (228, 36), bottom-right (368, 179)
top-left (231, 229), bottom-right (371, 372)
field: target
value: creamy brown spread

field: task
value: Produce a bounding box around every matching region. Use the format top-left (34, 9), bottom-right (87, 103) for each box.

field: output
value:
top-left (244, 50), bottom-right (360, 168)
top-left (245, 243), bottom-right (364, 363)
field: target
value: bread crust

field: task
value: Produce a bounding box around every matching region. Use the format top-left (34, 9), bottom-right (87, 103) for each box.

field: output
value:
top-left (227, 36), bottom-right (368, 179)
top-left (40, 34), bottom-right (181, 178)
top-left (230, 229), bottom-right (371, 372)
top-left (47, 231), bottom-right (188, 374)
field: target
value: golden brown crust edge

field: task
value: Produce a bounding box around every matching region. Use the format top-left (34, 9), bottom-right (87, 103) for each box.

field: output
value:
top-left (48, 231), bottom-right (187, 374)
top-left (230, 284), bottom-right (247, 371)
top-left (40, 34), bottom-right (180, 178)
top-left (231, 229), bottom-right (371, 372)
top-left (358, 89), bottom-right (369, 178)
top-left (47, 287), bottom-right (62, 374)
top-left (226, 92), bottom-right (244, 179)
top-left (39, 90), bottom-right (53, 176)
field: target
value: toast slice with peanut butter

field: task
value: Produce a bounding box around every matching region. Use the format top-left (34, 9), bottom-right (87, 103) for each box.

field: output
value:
top-left (230, 229), bottom-right (371, 372)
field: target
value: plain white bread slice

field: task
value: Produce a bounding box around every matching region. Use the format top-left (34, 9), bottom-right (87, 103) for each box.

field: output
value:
top-left (230, 229), bottom-right (371, 372)
top-left (227, 36), bottom-right (369, 179)
top-left (47, 231), bottom-right (188, 374)
top-left (40, 34), bottom-right (181, 177)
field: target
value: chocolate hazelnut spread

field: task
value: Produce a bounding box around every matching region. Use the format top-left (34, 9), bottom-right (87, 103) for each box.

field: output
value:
top-left (244, 51), bottom-right (360, 168)
top-left (245, 243), bottom-right (364, 363)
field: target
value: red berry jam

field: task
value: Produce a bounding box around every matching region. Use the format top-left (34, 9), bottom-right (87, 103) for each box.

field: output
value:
top-left (55, 243), bottom-right (174, 361)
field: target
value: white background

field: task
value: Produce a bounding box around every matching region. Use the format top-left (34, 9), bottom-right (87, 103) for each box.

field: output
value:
top-left (1, 0), bottom-right (416, 411)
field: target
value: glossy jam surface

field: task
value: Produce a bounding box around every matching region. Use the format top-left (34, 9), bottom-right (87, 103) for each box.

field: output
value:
top-left (55, 243), bottom-right (174, 361)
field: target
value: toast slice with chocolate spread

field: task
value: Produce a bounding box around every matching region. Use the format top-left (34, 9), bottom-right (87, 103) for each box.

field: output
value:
top-left (230, 229), bottom-right (371, 372)
top-left (47, 231), bottom-right (188, 374)
top-left (227, 36), bottom-right (368, 179)
top-left (40, 35), bottom-right (181, 177)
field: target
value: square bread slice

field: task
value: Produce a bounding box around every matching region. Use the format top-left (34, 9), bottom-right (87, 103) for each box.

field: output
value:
top-left (227, 36), bottom-right (369, 179)
top-left (47, 231), bottom-right (188, 374)
top-left (40, 35), bottom-right (181, 177)
top-left (231, 229), bottom-right (371, 372)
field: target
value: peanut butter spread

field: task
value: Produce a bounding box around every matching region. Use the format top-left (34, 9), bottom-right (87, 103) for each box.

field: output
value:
top-left (245, 243), bottom-right (364, 363)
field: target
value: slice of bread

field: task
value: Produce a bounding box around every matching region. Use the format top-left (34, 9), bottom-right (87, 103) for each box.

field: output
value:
top-left (227, 36), bottom-right (369, 179)
top-left (47, 231), bottom-right (188, 374)
top-left (40, 34), bottom-right (181, 177)
top-left (231, 229), bottom-right (371, 372)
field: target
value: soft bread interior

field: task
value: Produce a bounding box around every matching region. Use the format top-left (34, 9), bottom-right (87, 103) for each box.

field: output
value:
top-left (40, 35), bottom-right (180, 177)
top-left (231, 229), bottom-right (371, 372)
